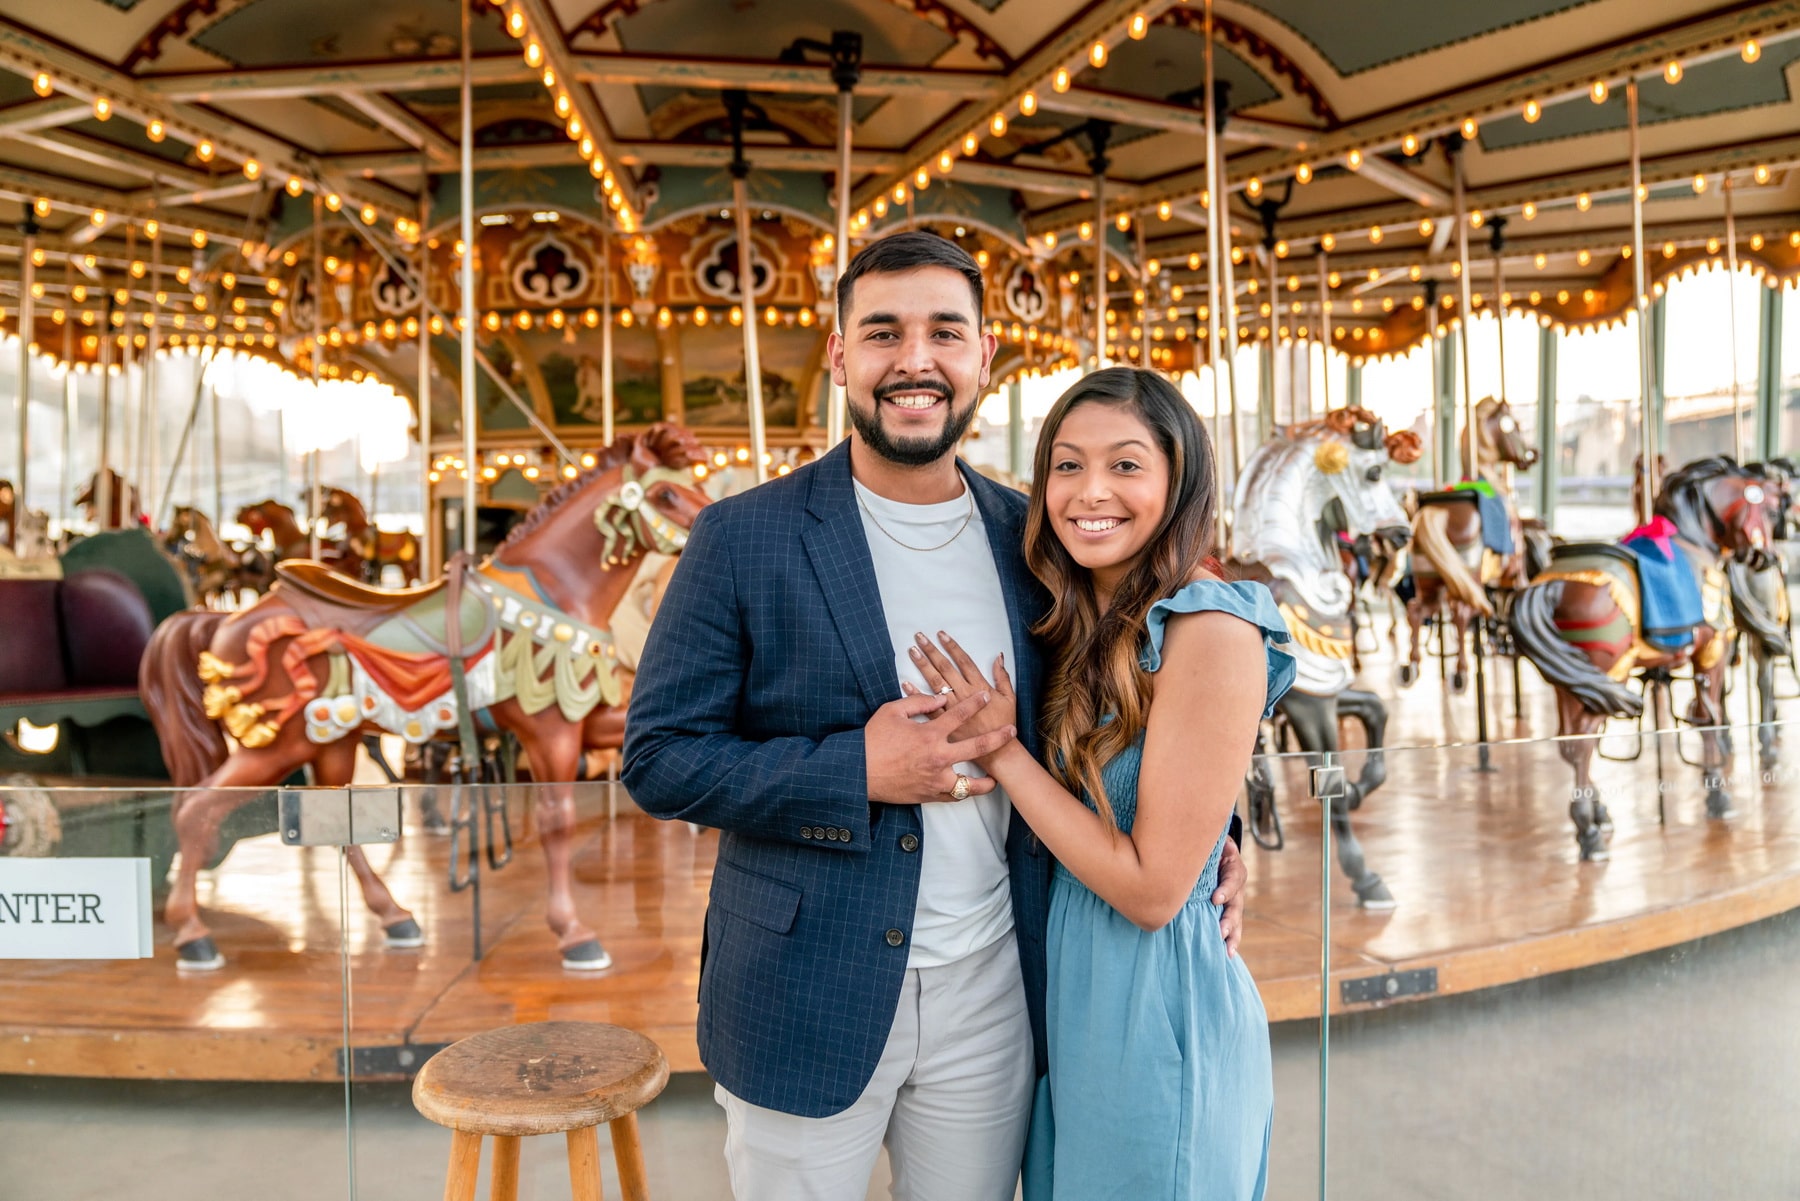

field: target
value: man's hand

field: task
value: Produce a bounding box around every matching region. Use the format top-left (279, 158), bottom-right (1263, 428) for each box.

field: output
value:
top-left (1211, 837), bottom-right (1248, 957)
top-left (865, 692), bottom-right (1016, 806)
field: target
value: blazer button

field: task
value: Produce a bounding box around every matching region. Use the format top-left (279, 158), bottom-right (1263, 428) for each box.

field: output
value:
top-left (899, 833), bottom-right (920, 853)
top-left (801, 828), bottom-right (814, 838)
top-left (811, 826), bottom-right (826, 840)
top-left (885, 928), bottom-right (905, 947)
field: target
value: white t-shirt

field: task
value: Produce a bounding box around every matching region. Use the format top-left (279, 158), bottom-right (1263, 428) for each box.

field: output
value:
top-left (854, 477), bottom-right (1016, 969)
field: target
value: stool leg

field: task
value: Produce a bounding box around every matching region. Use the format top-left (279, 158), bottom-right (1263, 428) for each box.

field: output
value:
top-left (610, 1112), bottom-right (651, 1201)
top-left (567, 1125), bottom-right (605, 1201)
top-left (443, 1131), bottom-right (483, 1201)
top-left (490, 1135), bottom-right (522, 1201)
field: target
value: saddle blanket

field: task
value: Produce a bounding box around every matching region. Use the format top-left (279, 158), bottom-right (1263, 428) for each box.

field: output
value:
top-left (1450, 479), bottom-right (1515, 556)
top-left (1620, 516), bottom-right (1703, 649)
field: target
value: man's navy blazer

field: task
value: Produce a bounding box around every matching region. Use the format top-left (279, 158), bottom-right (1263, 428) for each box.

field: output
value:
top-left (623, 440), bottom-right (1053, 1119)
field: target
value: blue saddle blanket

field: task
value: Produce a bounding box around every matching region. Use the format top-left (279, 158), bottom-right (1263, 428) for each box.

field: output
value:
top-left (1449, 480), bottom-right (1515, 556)
top-left (1619, 517), bottom-right (1703, 650)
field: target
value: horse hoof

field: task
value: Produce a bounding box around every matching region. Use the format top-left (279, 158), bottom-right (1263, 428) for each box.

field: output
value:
top-left (1575, 831), bottom-right (1610, 862)
top-left (1396, 665), bottom-right (1417, 688)
top-left (421, 813), bottom-right (452, 837)
top-left (1705, 791), bottom-right (1735, 820)
top-left (561, 940), bottom-right (613, 972)
top-left (384, 918), bottom-right (425, 948)
top-left (1450, 671), bottom-right (1468, 694)
top-left (176, 937), bottom-right (225, 971)
top-left (1355, 877), bottom-right (1397, 911)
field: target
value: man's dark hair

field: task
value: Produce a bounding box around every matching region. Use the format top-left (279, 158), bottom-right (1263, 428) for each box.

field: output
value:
top-left (835, 230), bottom-right (985, 331)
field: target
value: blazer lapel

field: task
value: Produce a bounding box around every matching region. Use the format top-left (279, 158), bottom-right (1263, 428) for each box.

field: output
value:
top-left (962, 464), bottom-right (1043, 760)
top-left (803, 442), bottom-right (901, 711)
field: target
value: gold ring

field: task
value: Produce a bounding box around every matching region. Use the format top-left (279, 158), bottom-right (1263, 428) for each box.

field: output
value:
top-left (950, 774), bottom-right (972, 801)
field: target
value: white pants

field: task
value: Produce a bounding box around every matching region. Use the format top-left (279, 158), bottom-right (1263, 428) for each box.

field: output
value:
top-left (717, 930), bottom-right (1035, 1201)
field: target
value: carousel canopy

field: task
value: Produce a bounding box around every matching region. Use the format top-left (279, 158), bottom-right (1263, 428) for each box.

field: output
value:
top-left (0, 0), bottom-right (1797, 431)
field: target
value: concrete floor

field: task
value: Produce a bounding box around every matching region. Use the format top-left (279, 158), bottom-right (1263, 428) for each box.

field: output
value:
top-left (3, 908), bottom-right (1795, 1201)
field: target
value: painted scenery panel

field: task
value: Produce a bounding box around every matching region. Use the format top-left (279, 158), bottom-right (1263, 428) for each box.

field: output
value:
top-left (525, 327), bottom-right (664, 429)
top-left (680, 324), bottom-right (821, 429)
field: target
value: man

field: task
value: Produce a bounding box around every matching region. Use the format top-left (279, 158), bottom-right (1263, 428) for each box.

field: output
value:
top-left (623, 230), bottom-right (1246, 1200)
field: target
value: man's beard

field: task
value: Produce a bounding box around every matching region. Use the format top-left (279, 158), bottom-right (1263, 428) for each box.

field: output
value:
top-left (848, 379), bottom-right (979, 468)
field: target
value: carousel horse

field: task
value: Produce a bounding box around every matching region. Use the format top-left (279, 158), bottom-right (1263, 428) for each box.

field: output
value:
top-left (163, 506), bottom-right (275, 605)
top-left (1400, 397), bottom-right (1540, 692)
top-left (1232, 407), bottom-right (1421, 909)
top-left (74, 468), bottom-right (143, 529)
top-left (236, 497), bottom-right (355, 573)
top-left (0, 481), bottom-right (50, 559)
top-left (138, 424), bottom-right (709, 970)
top-left (1510, 456), bottom-right (1776, 860)
top-left (1330, 511), bottom-right (1408, 673)
top-left (1728, 458), bottom-right (1797, 764)
top-left (320, 487), bottom-right (423, 585)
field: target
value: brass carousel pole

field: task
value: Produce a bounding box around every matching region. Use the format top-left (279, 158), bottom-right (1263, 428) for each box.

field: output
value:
top-left (1094, 173), bottom-right (1108, 369)
top-left (144, 189), bottom-right (164, 525)
top-left (828, 42), bottom-right (858, 447)
top-left (96, 297), bottom-right (113, 530)
top-left (15, 218), bottom-right (35, 525)
top-left (1724, 177), bottom-right (1746, 463)
top-left (725, 92), bottom-right (769, 484)
top-left (1316, 249), bottom-right (1331, 411)
top-left (1453, 143), bottom-right (1477, 481)
top-left (416, 180), bottom-right (434, 575)
top-left (1203, 0), bottom-right (1227, 548)
top-left (459, 0), bottom-right (479, 554)
top-left (1217, 170), bottom-right (1243, 478)
top-left (1492, 223), bottom-right (1513, 497)
top-left (1268, 243), bottom-right (1280, 426)
top-left (600, 220), bottom-right (614, 447)
top-left (59, 259), bottom-right (73, 535)
top-left (1628, 79), bottom-right (1655, 525)
top-left (1135, 219), bottom-right (1151, 366)
top-left (309, 194), bottom-right (324, 560)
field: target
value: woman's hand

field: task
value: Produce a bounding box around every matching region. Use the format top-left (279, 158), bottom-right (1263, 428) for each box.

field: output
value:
top-left (903, 632), bottom-right (1018, 762)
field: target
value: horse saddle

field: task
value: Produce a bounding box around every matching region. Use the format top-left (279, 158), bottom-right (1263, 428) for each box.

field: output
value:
top-left (274, 560), bottom-right (494, 656)
top-left (1547, 540), bottom-right (1699, 652)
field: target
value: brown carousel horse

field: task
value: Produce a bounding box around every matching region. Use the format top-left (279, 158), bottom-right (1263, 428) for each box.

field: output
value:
top-left (1511, 456), bottom-right (1778, 860)
top-left (139, 424), bottom-right (710, 970)
top-left (1728, 458), bottom-right (1797, 765)
top-left (1400, 396), bottom-right (1541, 691)
top-left (236, 497), bottom-right (359, 575)
top-left (164, 506), bottom-right (275, 604)
top-left (74, 468), bottom-right (143, 529)
top-left (320, 486), bottom-right (423, 585)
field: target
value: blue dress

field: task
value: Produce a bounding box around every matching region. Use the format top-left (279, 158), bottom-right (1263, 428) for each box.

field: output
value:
top-left (1024, 579), bottom-right (1297, 1201)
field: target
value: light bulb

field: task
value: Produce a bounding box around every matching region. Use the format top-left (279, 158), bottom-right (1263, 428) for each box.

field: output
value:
top-left (1346, 149), bottom-right (1362, 170)
top-left (1461, 117), bottom-right (1478, 139)
top-left (1524, 99), bottom-right (1540, 123)
top-left (990, 112), bottom-right (1007, 137)
top-left (196, 139), bottom-right (214, 162)
top-left (93, 97), bottom-right (110, 121)
top-left (1089, 41), bottom-right (1107, 68)
top-left (1664, 60), bottom-right (1683, 84)
top-left (242, 158), bottom-right (260, 181)
top-left (1128, 12), bottom-right (1148, 39)
top-left (1053, 67), bottom-right (1071, 93)
top-left (1402, 134), bottom-right (1419, 155)
top-left (1742, 39), bottom-right (1761, 63)
top-left (1295, 163), bottom-right (1312, 184)
top-left (1590, 80), bottom-right (1608, 103)
top-left (32, 72), bottom-right (52, 97)
top-left (1019, 91), bottom-right (1037, 116)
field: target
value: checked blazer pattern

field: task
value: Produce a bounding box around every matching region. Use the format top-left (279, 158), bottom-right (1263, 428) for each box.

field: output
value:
top-left (623, 440), bottom-right (1054, 1119)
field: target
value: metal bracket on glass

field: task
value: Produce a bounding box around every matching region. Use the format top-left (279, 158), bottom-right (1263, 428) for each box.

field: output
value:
top-left (1340, 967), bottom-right (1439, 1006)
top-left (1309, 764), bottom-right (1347, 805)
top-left (279, 787), bottom-right (402, 847)
top-left (336, 1041), bottom-right (452, 1080)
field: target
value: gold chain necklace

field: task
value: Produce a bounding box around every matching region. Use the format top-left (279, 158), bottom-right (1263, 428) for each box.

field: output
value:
top-left (856, 483), bottom-right (975, 553)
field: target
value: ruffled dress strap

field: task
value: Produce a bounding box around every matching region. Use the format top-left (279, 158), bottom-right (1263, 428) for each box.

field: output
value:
top-left (1142, 578), bottom-right (1297, 718)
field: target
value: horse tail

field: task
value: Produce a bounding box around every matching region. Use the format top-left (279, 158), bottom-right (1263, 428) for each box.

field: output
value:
top-left (1511, 580), bottom-right (1644, 719)
top-left (1412, 505), bottom-right (1494, 617)
top-left (139, 610), bottom-right (230, 786)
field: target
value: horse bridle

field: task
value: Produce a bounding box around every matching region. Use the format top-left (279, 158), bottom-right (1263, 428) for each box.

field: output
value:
top-left (593, 462), bottom-right (694, 565)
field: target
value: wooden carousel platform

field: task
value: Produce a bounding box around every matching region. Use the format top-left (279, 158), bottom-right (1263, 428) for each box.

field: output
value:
top-left (2, 640), bottom-right (1795, 1083)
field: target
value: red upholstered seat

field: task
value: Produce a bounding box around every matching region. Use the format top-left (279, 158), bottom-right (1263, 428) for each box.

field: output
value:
top-left (0, 579), bottom-right (67, 695)
top-left (58, 568), bottom-right (156, 688)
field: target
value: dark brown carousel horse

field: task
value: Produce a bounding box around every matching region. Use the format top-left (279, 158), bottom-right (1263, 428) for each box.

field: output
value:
top-left (1511, 456), bottom-right (1777, 860)
top-left (1728, 458), bottom-right (1797, 765)
top-left (237, 497), bottom-right (357, 574)
top-left (139, 425), bottom-right (709, 970)
top-left (74, 468), bottom-right (143, 529)
top-left (1400, 397), bottom-right (1540, 692)
top-left (320, 487), bottom-right (423, 585)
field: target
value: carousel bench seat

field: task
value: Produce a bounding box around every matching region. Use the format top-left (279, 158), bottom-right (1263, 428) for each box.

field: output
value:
top-left (0, 570), bottom-right (155, 735)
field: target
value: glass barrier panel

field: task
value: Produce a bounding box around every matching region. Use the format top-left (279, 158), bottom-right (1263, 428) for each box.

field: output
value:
top-left (1319, 716), bottom-right (1798, 1201)
top-left (0, 780), bottom-right (354, 1200)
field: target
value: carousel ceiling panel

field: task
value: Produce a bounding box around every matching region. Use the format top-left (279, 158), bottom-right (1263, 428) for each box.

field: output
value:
top-left (1085, 26), bottom-right (1279, 112)
top-left (612, 0), bottom-right (958, 69)
top-left (0, 72), bottom-right (37, 107)
top-left (1477, 44), bottom-right (1800, 152)
top-left (1244, 0), bottom-right (1595, 76)
top-left (184, 0), bottom-right (515, 68)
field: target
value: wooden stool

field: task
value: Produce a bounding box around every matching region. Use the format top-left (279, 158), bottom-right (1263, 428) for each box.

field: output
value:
top-left (413, 1020), bottom-right (670, 1201)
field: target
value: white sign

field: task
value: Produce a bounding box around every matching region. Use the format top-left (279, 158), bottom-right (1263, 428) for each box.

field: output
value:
top-left (0, 858), bottom-right (153, 959)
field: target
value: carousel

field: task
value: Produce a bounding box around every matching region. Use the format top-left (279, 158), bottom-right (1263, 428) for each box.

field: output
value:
top-left (0, 0), bottom-right (1795, 1086)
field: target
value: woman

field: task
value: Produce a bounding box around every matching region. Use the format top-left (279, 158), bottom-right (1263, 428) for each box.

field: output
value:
top-left (905, 367), bottom-right (1294, 1200)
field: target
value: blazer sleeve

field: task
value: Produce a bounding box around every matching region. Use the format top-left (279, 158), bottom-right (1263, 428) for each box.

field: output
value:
top-left (622, 505), bottom-right (873, 850)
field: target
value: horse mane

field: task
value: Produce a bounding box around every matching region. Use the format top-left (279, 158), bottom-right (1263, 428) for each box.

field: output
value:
top-left (498, 424), bottom-right (706, 551)
top-left (1657, 455), bottom-right (1741, 501)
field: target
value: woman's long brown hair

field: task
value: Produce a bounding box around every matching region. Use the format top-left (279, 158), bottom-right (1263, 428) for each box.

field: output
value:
top-left (1024, 367), bottom-right (1218, 827)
